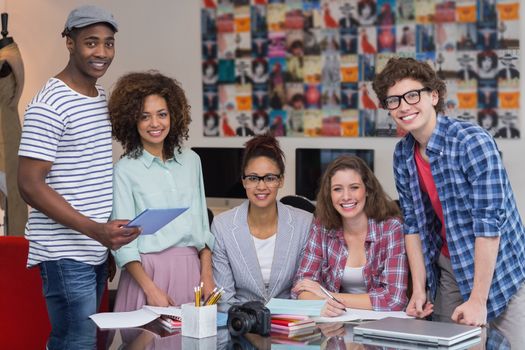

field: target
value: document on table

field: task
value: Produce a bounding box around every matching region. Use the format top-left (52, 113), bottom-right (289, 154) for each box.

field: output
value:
top-left (312, 308), bottom-right (413, 323)
top-left (90, 308), bottom-right (159, 329)
top-left (90, 305), bottom-right (228, 329)
top-left (90, 305), bottom-right (181, 329)
top-left (266, 298), bottom-right (326, 316)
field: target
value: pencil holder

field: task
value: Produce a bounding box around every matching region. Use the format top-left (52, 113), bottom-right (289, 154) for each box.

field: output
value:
top-left (181, 303), bottom-right (217, 338)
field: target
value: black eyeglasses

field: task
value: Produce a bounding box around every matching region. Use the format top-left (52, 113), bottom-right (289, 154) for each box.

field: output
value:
top-left (242, 174), bottom-right (282, 188)
top-left (383, 87), bottom-right (432, 110)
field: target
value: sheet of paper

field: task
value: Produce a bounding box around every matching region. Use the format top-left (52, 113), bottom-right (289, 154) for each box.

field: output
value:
top-left (90, 309), bottom-right (158, 329)
top-left (266, 298), bottom-right (326, 316)
top-left (312, 309), bottom-right (412, 323)
top-left (91, 306), bottom-right (228, 329)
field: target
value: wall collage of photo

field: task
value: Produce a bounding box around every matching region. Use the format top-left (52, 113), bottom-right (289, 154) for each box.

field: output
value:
top-left (201, 0), bottom-right (520, 138)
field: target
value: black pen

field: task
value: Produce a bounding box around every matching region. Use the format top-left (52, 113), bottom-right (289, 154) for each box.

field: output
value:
top-left (319, 284), bottom-right (347, 312)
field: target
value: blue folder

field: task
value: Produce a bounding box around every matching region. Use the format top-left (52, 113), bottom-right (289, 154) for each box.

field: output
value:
top-left (124, 208), bottom-right (189, 235)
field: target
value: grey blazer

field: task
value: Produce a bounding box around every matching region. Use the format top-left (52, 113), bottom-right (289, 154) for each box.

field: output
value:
top-left (211, 200), bottom-right (313, 311)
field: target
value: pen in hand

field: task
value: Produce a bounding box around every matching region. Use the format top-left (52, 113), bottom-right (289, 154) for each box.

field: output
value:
top-left (319, 284), bottom-right (347, 312)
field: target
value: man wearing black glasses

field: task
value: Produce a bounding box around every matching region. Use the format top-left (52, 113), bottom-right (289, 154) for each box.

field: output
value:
top-left (372, 57), bottom-right (524, 347)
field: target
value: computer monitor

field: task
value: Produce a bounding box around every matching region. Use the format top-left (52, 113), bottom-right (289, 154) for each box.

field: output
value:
top-left (192, 147), bottom-right (247, 199)
top-left (295, 148), bottom-right (375, 200)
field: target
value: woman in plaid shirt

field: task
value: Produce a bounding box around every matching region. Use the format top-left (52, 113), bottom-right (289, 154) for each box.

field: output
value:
top-left (292, 156), bottom-right (408, 317)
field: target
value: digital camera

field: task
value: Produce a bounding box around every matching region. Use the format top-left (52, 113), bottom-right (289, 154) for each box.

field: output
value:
top-left (227, 301), bottom-right (271, 337)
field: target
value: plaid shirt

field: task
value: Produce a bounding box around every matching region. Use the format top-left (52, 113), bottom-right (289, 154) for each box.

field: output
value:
top-left (486, 327), bottom-right (511, 350)
top-left (394, 115), bottom-right (525, 321)
top-left (292, 217), bottom-right (408, 311)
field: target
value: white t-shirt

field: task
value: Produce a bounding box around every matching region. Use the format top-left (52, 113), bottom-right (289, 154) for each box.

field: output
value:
top-left (252, 233), bottom-right (277, 286)
top-left (19, 78), bottom-right (112, 267)
top-left (340, 266), bottom-right (367, 294)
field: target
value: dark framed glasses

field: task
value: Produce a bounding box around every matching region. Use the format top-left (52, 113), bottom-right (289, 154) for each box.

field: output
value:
top-left (242, 174), bottom-right (282, 188)
top-left (383, 87), bottom-right (432, 110)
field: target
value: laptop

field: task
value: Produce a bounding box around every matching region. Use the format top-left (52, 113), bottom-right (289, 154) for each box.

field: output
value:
top-left (353, 334), bottom-right (481, 350)
top-left (353, 317), bottom-right (481, 346)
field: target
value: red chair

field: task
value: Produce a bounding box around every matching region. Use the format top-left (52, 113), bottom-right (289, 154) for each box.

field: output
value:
top-left (0, 236), bottom-right (51, 349)
top-left (0, 236), bottom-right (110, 349)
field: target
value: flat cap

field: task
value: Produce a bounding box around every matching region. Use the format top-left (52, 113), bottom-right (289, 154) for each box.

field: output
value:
top-left (62, 5), bottom-right (118, 36)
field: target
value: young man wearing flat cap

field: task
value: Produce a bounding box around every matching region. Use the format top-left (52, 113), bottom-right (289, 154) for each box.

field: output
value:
top-left (18, 5), bottom-right (140, 349)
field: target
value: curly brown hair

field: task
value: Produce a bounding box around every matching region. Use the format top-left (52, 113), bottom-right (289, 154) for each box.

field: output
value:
top-left (372, 57), bottom-right (447, 114)
top-left (109, 71), bottom-right (191, 159)
top-left (241, 133), bottom-right (285, 176)
top-left (315, 155), bottom-right (401, 230)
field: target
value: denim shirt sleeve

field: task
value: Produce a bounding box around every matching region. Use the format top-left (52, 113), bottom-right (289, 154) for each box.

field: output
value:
top-left (393, 140), bottom-right (419, 235)
top-left (460, 131), bottom-right (506, 237)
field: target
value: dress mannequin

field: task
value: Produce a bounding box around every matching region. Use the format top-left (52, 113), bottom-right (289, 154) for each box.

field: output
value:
top-left (0, 12), bottom-right (27, 235)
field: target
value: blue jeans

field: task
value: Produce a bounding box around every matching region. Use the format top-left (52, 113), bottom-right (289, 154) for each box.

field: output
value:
top-left (40, 259), bottom-right (107, 350)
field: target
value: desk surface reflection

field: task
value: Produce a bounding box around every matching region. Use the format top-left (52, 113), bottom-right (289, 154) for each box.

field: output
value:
top-left (100, 321), bottom-right (509, 350)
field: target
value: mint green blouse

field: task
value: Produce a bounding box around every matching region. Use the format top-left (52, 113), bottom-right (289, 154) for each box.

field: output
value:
top-left (111, 148), bottom-right (214, 268)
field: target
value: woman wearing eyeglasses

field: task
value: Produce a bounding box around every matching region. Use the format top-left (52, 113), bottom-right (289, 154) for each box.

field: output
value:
top-left (211, 134), bottom-right (313, 311)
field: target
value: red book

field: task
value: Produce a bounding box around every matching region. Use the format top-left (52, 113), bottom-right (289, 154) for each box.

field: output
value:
top-left (158, 315), bottom-right (182, 330)
top-left (272, 319), bottom-right (299, 326)
top-left (271, 314), bottom-right (313, 327)
top-left (271, 322), bottom-right (316, 332)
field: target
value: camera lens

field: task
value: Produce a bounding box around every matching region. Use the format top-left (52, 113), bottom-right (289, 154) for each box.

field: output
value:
top-left (227, 313), bottom-right (256, 336)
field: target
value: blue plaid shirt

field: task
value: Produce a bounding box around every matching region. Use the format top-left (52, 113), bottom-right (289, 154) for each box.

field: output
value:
top-left (393, 116), bottom-right (525, 321)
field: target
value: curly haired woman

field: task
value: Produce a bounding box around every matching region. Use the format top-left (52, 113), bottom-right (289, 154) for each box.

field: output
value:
top-left (109, 71), bottom-right (214, 312)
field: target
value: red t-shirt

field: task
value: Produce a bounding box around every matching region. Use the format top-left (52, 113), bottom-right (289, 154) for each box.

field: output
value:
top-left (414, 145), bottom-right (450, 258)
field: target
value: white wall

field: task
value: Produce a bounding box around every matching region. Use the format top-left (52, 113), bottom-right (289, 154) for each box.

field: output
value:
top-left (8, 0), bottom-right (525, 218)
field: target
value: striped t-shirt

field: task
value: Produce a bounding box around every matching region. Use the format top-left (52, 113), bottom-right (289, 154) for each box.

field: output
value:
top-left (19, 78), bottom-right (113, 267)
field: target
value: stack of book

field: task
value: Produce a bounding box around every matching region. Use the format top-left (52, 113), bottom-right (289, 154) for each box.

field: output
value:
top-left (271, 315), bottom-right (321, 345)
top-left (271, 314), bottom-right (315, 331)
top-left (271, 314), bottom-right (318, 335)
top-left (157, 314), bottom-right (182, 332)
